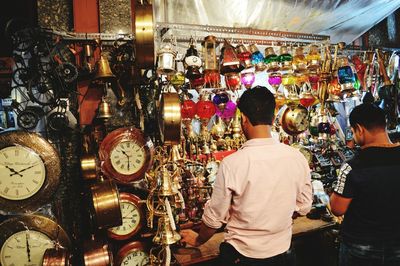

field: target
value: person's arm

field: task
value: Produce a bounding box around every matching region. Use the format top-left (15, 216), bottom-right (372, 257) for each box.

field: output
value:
top-left (330, 162), bottom-right (354, 216)
top-left (295, 159), bottom-right (313, 216)
top-left (180, 223), bottom-right (218, 246)
top-left (180, 161), bottom-right (233, 246)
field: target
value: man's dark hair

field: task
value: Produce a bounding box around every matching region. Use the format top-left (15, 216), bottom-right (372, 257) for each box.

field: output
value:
top-left (349, 103), bottom-right (386, 130)
top-left (237, 86), bottom-right (276, 125)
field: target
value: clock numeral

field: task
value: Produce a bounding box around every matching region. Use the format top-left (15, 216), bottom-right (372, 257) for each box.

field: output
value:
top-left (114, 155), bottom-right (120, 159)
top-left (26, 187), bottom-right (31, 193)
top-left (136, 159), bottom-right (141, 164)
top-left (137, 154), bottom-right (142, 157)
top-left (34, 171), bottom-right (41, 175)
top-left (14, 150), bottom-right (19, 156)
top-left (116, 160), bottom-right (121, 165)
top-left (4, 187), bottom-right (9, 194)
top-left (15, 189), bottom-right (19, 196)
top-left (32, 180), bottom-right (39, 184)
top-left (5, 255), bottom-right (11, 258)
top-left (126, 142), bottom-right (130, 148)
top-left (121, 164), bottom-right (125, 169)
top-left (7, 245), bottom-right (13, 249)
top-left (135, 149), bottom-right (141, 153)
top-left (132, 219), bottom-right (137, 224)
top-left (3, 153), bottom-right (8, 159)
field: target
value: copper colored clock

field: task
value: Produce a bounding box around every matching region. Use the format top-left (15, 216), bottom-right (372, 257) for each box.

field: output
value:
top-left (0, 130), bottom-right (61, 213)
top-left (116, 241), bottom-right (149, 266)
top-left (99, 127), bottom-right (153, 184)
top-left (107, 192), bottom-right (144, 241)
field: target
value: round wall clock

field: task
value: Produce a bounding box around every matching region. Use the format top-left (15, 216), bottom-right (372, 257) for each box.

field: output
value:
top-left (99, 127), bottom-right (153, 184)
top-left (0, 215), bottom-right (71, 266)
top-left (116, 241), bottom-right (149, 266)
top-left (107, 192), bottom-right (144, 241)
top-left (0, 130), bottom-right (61, 213)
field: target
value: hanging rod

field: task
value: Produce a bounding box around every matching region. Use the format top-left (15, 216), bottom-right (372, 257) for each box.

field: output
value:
top-left (44, 29), bottom-right (134, 41)
top-left (156, 22), bottom-right (330, 42)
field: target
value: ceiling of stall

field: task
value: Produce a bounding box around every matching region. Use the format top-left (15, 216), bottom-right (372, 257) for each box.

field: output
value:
top-left (154, 0), bottom-right (400, 44)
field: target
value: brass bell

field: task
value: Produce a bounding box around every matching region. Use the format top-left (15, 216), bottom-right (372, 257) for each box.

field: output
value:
top-left (211, 116), bottom-right (226, 139)
top-left (153, 215), bottom-right (181, 245)
top-left (202, 142), bottom-right (211, 155)
top-left (158, 169), bottom-right (176, 196)
top-left (97, 97), bottom-right (112, 119)
top-left (169, 145), bottom-right (184, 163)
top-left (93, 55), bottom-right (115, 81)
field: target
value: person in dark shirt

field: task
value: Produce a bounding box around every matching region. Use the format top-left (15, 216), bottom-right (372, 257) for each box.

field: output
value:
top-left (330, 103), bottom-right (400, 266)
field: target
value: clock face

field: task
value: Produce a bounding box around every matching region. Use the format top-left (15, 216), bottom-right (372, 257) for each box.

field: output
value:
top-left (0, 146), bottom-right (46, 200)
top-left (120, 250), bottom-right (149, 266)
top-left (109, 201), bottom-right (141, 237)
top-left (110, 141), bottom-right (145, 175)
top-left (0, 230), bottom-right (54, 266)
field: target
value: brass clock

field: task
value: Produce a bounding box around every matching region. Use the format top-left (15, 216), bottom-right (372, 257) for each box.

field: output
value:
top-left (0, 215), bottom-right (71, 266)
top-left (0, 130), bottom-right (61, 213)
top-left (116, 241), bottom-right (149, 266)
top-left (158, 92), bottom-right (182, 146)
top-left (107, 192), bottom-right (144, 241)
top-left (99, 127), bottom-right (153, 184)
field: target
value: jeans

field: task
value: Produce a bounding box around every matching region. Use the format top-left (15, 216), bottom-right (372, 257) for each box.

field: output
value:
top-left (339, 240), bottom-right (400, 266)
top-left (218, 242), bottom-right (296, 266)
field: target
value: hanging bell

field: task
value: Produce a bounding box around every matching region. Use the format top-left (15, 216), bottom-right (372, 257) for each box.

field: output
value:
top-left (211, 116), bottom-right (226, 139)
top-left (169, 145), bottom-right (184, 163)
top-left (97, 97), bottom-right (112, 119)
top-left (158, 169), bottom-right (176, 196)
top-left (157, 42), bottom-right (177, 75)
top-left (93, 55), bottom-right (115, 81)
top-left (153, 215), bottom-right (181, 245)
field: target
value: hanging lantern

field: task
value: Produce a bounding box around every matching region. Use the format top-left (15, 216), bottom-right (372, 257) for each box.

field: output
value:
top-left (224, 72), bottom-right (241, 91)
top-left (170, 60), bottom-right (186, 87)
top-left (181, 98), bottom-right (197, 119)
top-left (264, 47), bottom-right (280, 72)
top-left (202, 35), bottom-right (218, 71)
top-left (241, 71), bottom-right (256, 89)
top-left (156, 41), bottom-right (177, 75)
top-left (215, 100), bottom-right (236, 119)
top-left (268, 72), bottom-right (282, 91)
top-left (204, 70), bottom-right (221, 88)
top-left (249, 44), bottom-right (265, 71)
top-left (337, 57), bottom-right (355, 95)
top-left (292, 46), bottom-right (307, 73)
top-left (299, 90), bottom-right (316, 108)
top-left (220, 39), bottom-right (243, 74)
top-left (212, 91), bottom-right (230, 111)
top-left (306, 44), bottom-right (321, 70)
top-left (318, 113), bottom-right (331, 140)
top-left (308, 71), bottom-right (320, 91)
top-left (236, 44), bottom-right (253, 68)
top-left (196, 95), bottom-right (216, 119)
top-left (279, 46), bottom-right (293, 71)
top-left (281, 73), bottom-right (296, 86)
top-left (184, 38), bottom-right (202, 68)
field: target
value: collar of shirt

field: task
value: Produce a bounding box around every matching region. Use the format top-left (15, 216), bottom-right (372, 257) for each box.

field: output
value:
top-left (241, 138), bottom-right (279, 149)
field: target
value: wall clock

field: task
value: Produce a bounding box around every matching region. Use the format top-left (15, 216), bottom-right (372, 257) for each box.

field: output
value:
top-left (0, 215), bottom-right (71, 266)
top-left (99, 127), bottom-right (153, 184)
top-left (108, 192), bottom-right (144, 241)
top-left (0, 130), bottom-right (61, 213)
top-left (116, 241), bottom-right (149, 266)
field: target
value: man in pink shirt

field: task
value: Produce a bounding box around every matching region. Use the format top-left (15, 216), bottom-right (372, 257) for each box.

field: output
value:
top-left (181, 86), bottom-right (312, 265)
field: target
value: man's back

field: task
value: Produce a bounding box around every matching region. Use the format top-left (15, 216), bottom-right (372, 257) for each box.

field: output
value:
top-left (335, 145), bottom-right (400, 243)
top-left (202, 138), bottom-right (312, 259)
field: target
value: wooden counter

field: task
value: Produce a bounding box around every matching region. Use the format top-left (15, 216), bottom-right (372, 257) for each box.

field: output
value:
top-left (173, 217), bottom-right (336, 266)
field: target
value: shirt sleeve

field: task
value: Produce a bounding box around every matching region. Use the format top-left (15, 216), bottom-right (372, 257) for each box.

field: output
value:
top-left (334, 162), bottom-right (354, 198)
top-left (202, 161), bottom-right (233, 229)
top-left (295, 158), bottom-right (313, 215)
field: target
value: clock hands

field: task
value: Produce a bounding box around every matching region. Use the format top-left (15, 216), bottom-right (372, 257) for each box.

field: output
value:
top-left (120, 150), bottom-right (131, 170)
top-left (26, 233), bottom-right (31, 262)
top-left (9, 163), bottom-right (39, 177)
top-left (3, 165), bottom-right (23, 177)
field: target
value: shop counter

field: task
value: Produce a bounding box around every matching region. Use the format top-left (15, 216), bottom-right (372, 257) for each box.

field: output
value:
top-left (173, 216), bottom-right (337, 266)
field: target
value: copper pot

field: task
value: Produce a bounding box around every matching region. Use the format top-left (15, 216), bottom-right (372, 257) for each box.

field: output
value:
top-left (90, 179), bottom-right (122, 229)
